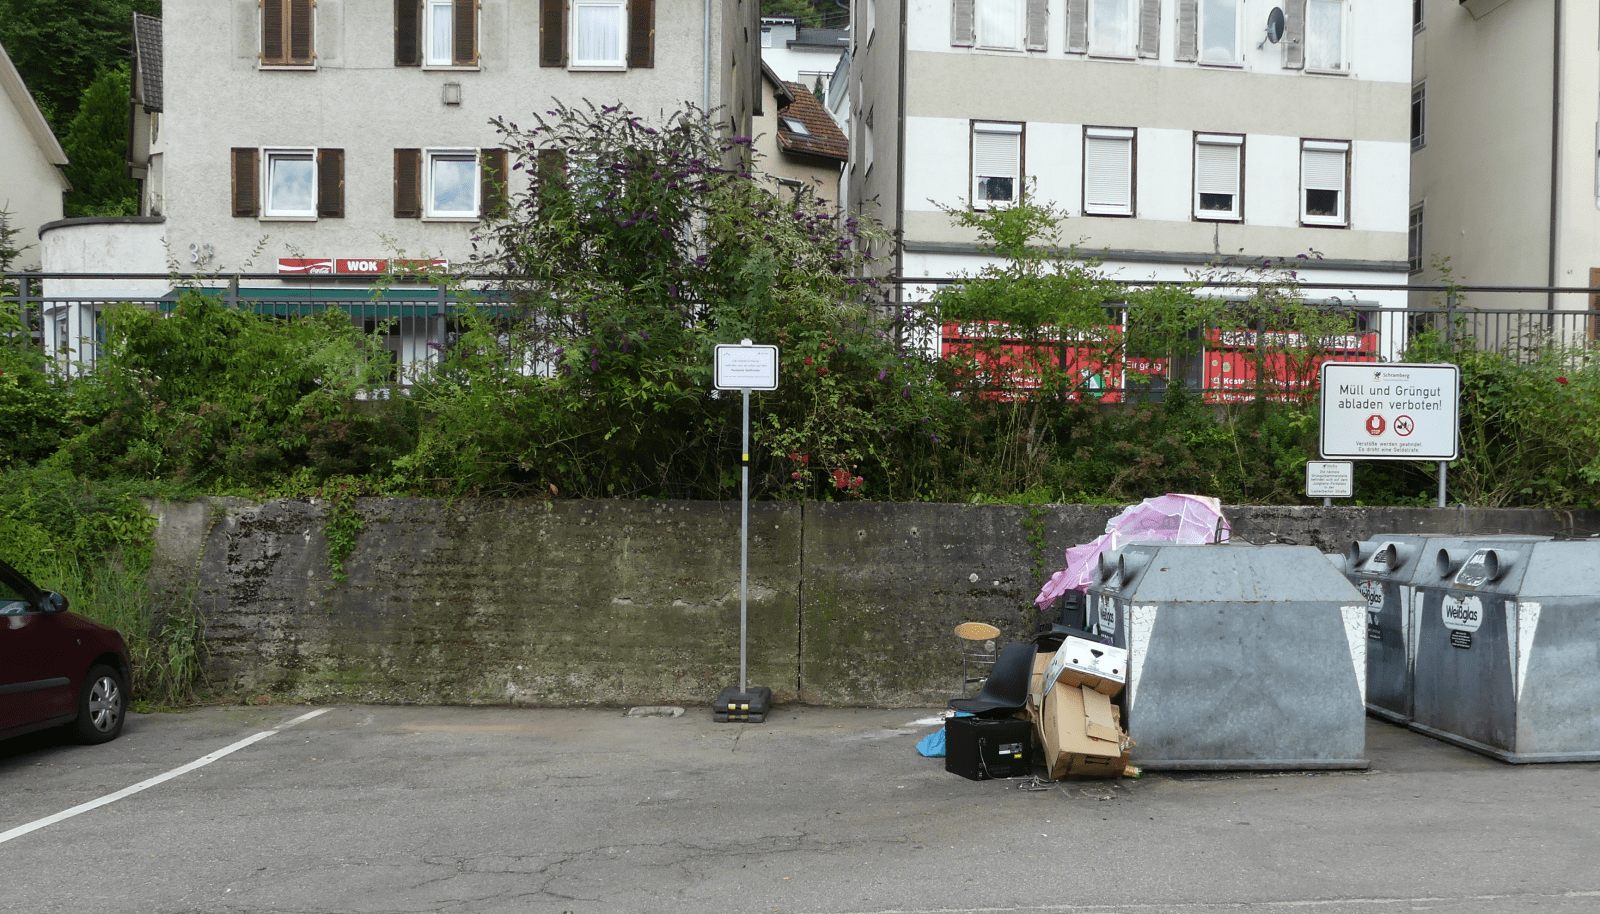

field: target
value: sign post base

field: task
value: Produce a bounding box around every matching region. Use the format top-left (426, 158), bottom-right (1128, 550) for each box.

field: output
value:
top-left (712, 685), bottom-right (772, 723)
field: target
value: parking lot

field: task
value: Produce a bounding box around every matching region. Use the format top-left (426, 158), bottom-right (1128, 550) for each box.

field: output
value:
top-left (2, 705), bottom-right (1598, 914)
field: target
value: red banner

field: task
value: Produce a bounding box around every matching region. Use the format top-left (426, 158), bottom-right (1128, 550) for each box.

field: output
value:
top-left (277, 258), bottom-right (448, 275)
top-left (1201, 329), bottom-right (1380, 403)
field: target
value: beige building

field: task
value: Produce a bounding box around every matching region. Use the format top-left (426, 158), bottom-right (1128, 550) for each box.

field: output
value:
top-left (1410, 0), bottom-right (1600, 322)
top-left (755, 63), bottom-right (848, 204)
top-left (42, 0), bottom-right (761, 375)
top-left (0, 41), bottom-right (70, 266)
top-left (850, 0), bottom-right (1415, 359)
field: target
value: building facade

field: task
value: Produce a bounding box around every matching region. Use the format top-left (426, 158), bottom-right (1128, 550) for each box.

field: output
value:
top-left (0, 41), bottom-right (69, 266)
top-left (43, 0), bottom-right (761, 376)
top-left (1410, 0), bottom-right (1600, 322)
top-left (849, 0), bottom-right (1414, 360)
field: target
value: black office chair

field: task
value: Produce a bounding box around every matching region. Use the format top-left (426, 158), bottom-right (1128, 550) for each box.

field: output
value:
top-left (947, 641), bottom-right (1034, 718)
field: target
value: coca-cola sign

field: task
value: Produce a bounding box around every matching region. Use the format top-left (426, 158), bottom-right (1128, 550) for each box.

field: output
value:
top-left (278, 258), bottom-right (448, 275)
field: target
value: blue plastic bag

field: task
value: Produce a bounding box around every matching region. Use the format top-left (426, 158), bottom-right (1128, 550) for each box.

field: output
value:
top-left (915, 713), bottom-right (972, 757)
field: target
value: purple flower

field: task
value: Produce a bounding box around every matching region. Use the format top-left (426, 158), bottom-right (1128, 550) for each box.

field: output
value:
top-left (878, 369), bottom-right (888, 381)
top-left (591, 358), bottom-right (600, 371)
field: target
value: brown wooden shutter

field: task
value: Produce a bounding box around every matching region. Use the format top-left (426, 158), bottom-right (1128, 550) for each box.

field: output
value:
top-left (479, 148), bottom-right (507, 218)
top-left (1176, 0), bottom-right (1198, 61)
top-left (951, 0), bottom-right (974, 46)
top-left (395, 0), bottom-right (421, 65)
top-left (231, 148), bottom-right (259, 217)
top-left (394, 148), bottom-right (422, 218)
top-left (1138, 0), bottom-right (1161, 58)
top-left (627, 0), bottom-right (654, 68)
top-left (540, 0), bottom-right (566, 67)
top-left (1065, 0), bottom-right (1087, 53)
top-left (262, 0), bottom-right (286, 63)
top-left (288, 0), bottom-right (315, 65)
top-left (453, 0), bottom-right (478, 66)
top-left (1025, 0), bottom-right (1047, 51)
top-left (1283, 0), bottom-right (1306, 69)
top-left (317, 148), bottom-right (345, 218)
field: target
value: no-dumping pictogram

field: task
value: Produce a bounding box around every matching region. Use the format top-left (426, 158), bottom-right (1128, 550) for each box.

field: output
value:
top-left (1394, 415), bottom-right (1415, 437)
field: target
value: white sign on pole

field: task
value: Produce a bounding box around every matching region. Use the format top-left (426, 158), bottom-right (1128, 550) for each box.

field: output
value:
top-left (714, 343), bottom-right (779, 391)
top-left (1306, 460), bottom-right (1354, 498)
top-left (1319, 362), bottom-right (1460, 461)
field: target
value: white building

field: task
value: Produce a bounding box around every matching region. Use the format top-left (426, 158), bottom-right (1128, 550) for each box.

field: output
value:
top-left (760, 16), bottom-right (851, 98)
top-left (849, 0), bottom-right (1415, 367)
top-left (1410, 0), bottom-right (1600, 329)
top-left (42, 0), bottom-right (761, 377)
top-left (0, 41), bottom-right (70, 267)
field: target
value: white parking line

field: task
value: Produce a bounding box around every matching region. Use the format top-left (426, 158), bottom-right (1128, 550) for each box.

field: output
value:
top-left (0, 708), bottom-right (329, 846)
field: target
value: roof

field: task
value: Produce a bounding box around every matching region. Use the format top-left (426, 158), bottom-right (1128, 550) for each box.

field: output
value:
top-left (777, 81), bottom-right (847, 163)
top-left (131, 13), bottom-right (162, 112)
top-left (0, 40), bottom-right (68, 170)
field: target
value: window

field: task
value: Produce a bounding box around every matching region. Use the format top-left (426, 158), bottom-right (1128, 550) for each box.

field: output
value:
top-left (781, 117), bottom-right (811, 136)
top-left (429, 0), bottom-right (478, 66)
top-left (1408, 203), bottom-right (1424, 274)
top-left (761, 26), bottom-right (773, 48)
top-left (1411, 82), bottom-right (1426, 150)
top-left (1193, 133), bottom-right (1242, 221)
top-left (1413, 0), bottom-right (1423, 31)
top-left (261, 0), bottom-right (314, 67)
top-left (977, 0), bottom-right (1022, 50)
top-left (1084, 127), bottom-right (1135, 216)
top-left (231, 147), bottom-right (344, 219)
top-left (393, 148), bottom-right (507, 219)
top-left (972, 122), bottom-right (1023, 206)
top-left (1301, 140), bottom-right (1349, 227)
top-left (1305, 0), bottom-right (1343, 71)
top-left (541, 0), bottom-right (654, 69)
top-left (1089, 0), bottom-right (1135, 57)
top-left (1198, 0), bottom-right (1237, 64)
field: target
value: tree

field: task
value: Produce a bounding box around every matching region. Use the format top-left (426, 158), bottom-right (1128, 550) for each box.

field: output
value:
top-left (62, 64), bottom-right (140, 217)
top-left (398, 101), bottom-right (953, 499)
top-left (0, 0), bottom-right (159, 136)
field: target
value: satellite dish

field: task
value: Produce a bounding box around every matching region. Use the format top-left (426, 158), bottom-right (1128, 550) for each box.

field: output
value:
top-left (1265, 7), bottom-right (1286, 44)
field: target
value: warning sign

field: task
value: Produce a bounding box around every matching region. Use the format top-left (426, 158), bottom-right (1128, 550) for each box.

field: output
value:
top-left (1320, 363), bottom-right (1460, 460)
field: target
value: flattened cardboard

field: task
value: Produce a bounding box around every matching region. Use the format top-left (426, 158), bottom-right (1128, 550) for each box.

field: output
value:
top-left (1081, 686), bottom-right (1121, 742)
top-left (1041, 636), bottom-right (1128, 699)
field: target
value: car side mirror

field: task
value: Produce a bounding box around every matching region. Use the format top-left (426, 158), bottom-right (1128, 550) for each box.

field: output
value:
top-left (44, 592), bottom-right (69, 614)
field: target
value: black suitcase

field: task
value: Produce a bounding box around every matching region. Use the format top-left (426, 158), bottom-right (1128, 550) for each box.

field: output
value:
top-left (944, 716), bottom-right (1033, 781)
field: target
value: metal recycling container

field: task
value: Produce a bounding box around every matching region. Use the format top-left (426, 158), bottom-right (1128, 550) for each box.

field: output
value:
top-left (1344, 535), bottom-right (1549, 726)
top-left (1410, 540), bottom-right (1600, 763)
top-left (1084, 543), bottom-right (1369, 771)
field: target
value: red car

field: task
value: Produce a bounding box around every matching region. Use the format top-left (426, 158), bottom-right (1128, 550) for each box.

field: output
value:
top-left (0, 558), bottom-right (131, 744)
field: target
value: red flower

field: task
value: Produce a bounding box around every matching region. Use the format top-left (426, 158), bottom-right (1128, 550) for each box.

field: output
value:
top-left (817, 367), bottom-right (828, 376)
top-left (803, 356), bottom-right (813, 365)
top-left (1558, 376), bottom-right (1569, 385)
top-left (791, 471), bottom-right (802, 480)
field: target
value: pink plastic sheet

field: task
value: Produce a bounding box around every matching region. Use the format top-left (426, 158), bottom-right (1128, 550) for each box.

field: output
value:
top-left (1035, 494), bottom-right (1231, 608)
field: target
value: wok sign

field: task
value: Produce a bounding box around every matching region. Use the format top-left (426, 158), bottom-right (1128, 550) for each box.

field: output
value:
top-left (1319, 363), bottom-right (1460, 461)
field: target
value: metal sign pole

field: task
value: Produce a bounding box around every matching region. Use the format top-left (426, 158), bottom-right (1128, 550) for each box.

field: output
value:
top-left (1438, 460), bottom-right (1448, 508)
top-left (740, 387), bottom-right (750, 693)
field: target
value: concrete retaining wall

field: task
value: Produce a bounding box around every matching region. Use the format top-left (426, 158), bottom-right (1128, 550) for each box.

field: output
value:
top-left (150, 498), bottom-right (1599, 707)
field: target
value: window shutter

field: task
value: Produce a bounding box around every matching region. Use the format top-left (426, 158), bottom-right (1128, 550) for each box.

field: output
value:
top-left (1176, 0), bottom-right (1197, 61)
top-left (1026, 0), bottom-right (1047, 51)
top-left (262, 0), bottom-right (286, 63)
top-left (1284, 0), bottom-right (1306, 69)
top-left (317, 148), bottom-right (345, 218)
top-left (1195, 143), bottom-right (1238, 196)
top-left (395, 0), bottom-right (421, 65)
top-left (1303, 148), bottom-right (1345, 191)
top-left (628, 0), bottom-right (655, 68)
top-left (540, 0), bottom-right (567, 67)
top-left (974, 129), bottom-right (1021, 180)
top-left (1138, 0), bottom-right (1161, 58)
top-left (479, 148), bottom-right (508, 218)
top-left (951, 0), bottom-right (975, 46)
top-left (395, 148), bottom-right (422, 218)
top-left (288, 0), bottom-right (315, 65)
top-left (1084, 133), bottom-right (1133, 213)
top-left (453, 0), bottom-right (478, 66)
top-left (232, 147), bottom-right (259, 217)
top-left (1065, 0), bottom-right (1087, 53)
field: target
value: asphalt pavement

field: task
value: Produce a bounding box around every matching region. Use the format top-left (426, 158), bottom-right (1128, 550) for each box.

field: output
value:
top-left (2, 704), bottom-right (1597, 914)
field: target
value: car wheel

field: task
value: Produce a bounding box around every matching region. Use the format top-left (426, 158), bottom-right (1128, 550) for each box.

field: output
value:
top-left (71, 665), bottom-right (127, 744)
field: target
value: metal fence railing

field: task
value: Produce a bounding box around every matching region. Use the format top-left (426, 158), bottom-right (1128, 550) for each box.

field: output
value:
top-left (6, 272), bottom-right (1600, 397)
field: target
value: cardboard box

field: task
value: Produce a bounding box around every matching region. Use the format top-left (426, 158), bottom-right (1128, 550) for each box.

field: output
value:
top-left (1041, 636), bottom-right (1127, 699)
top-left (1038, 682), bottom-right (1131, 779)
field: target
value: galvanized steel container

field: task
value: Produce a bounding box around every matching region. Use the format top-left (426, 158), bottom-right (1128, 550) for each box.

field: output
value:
top-left (1085, 543), bottom-right (1369, 771)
